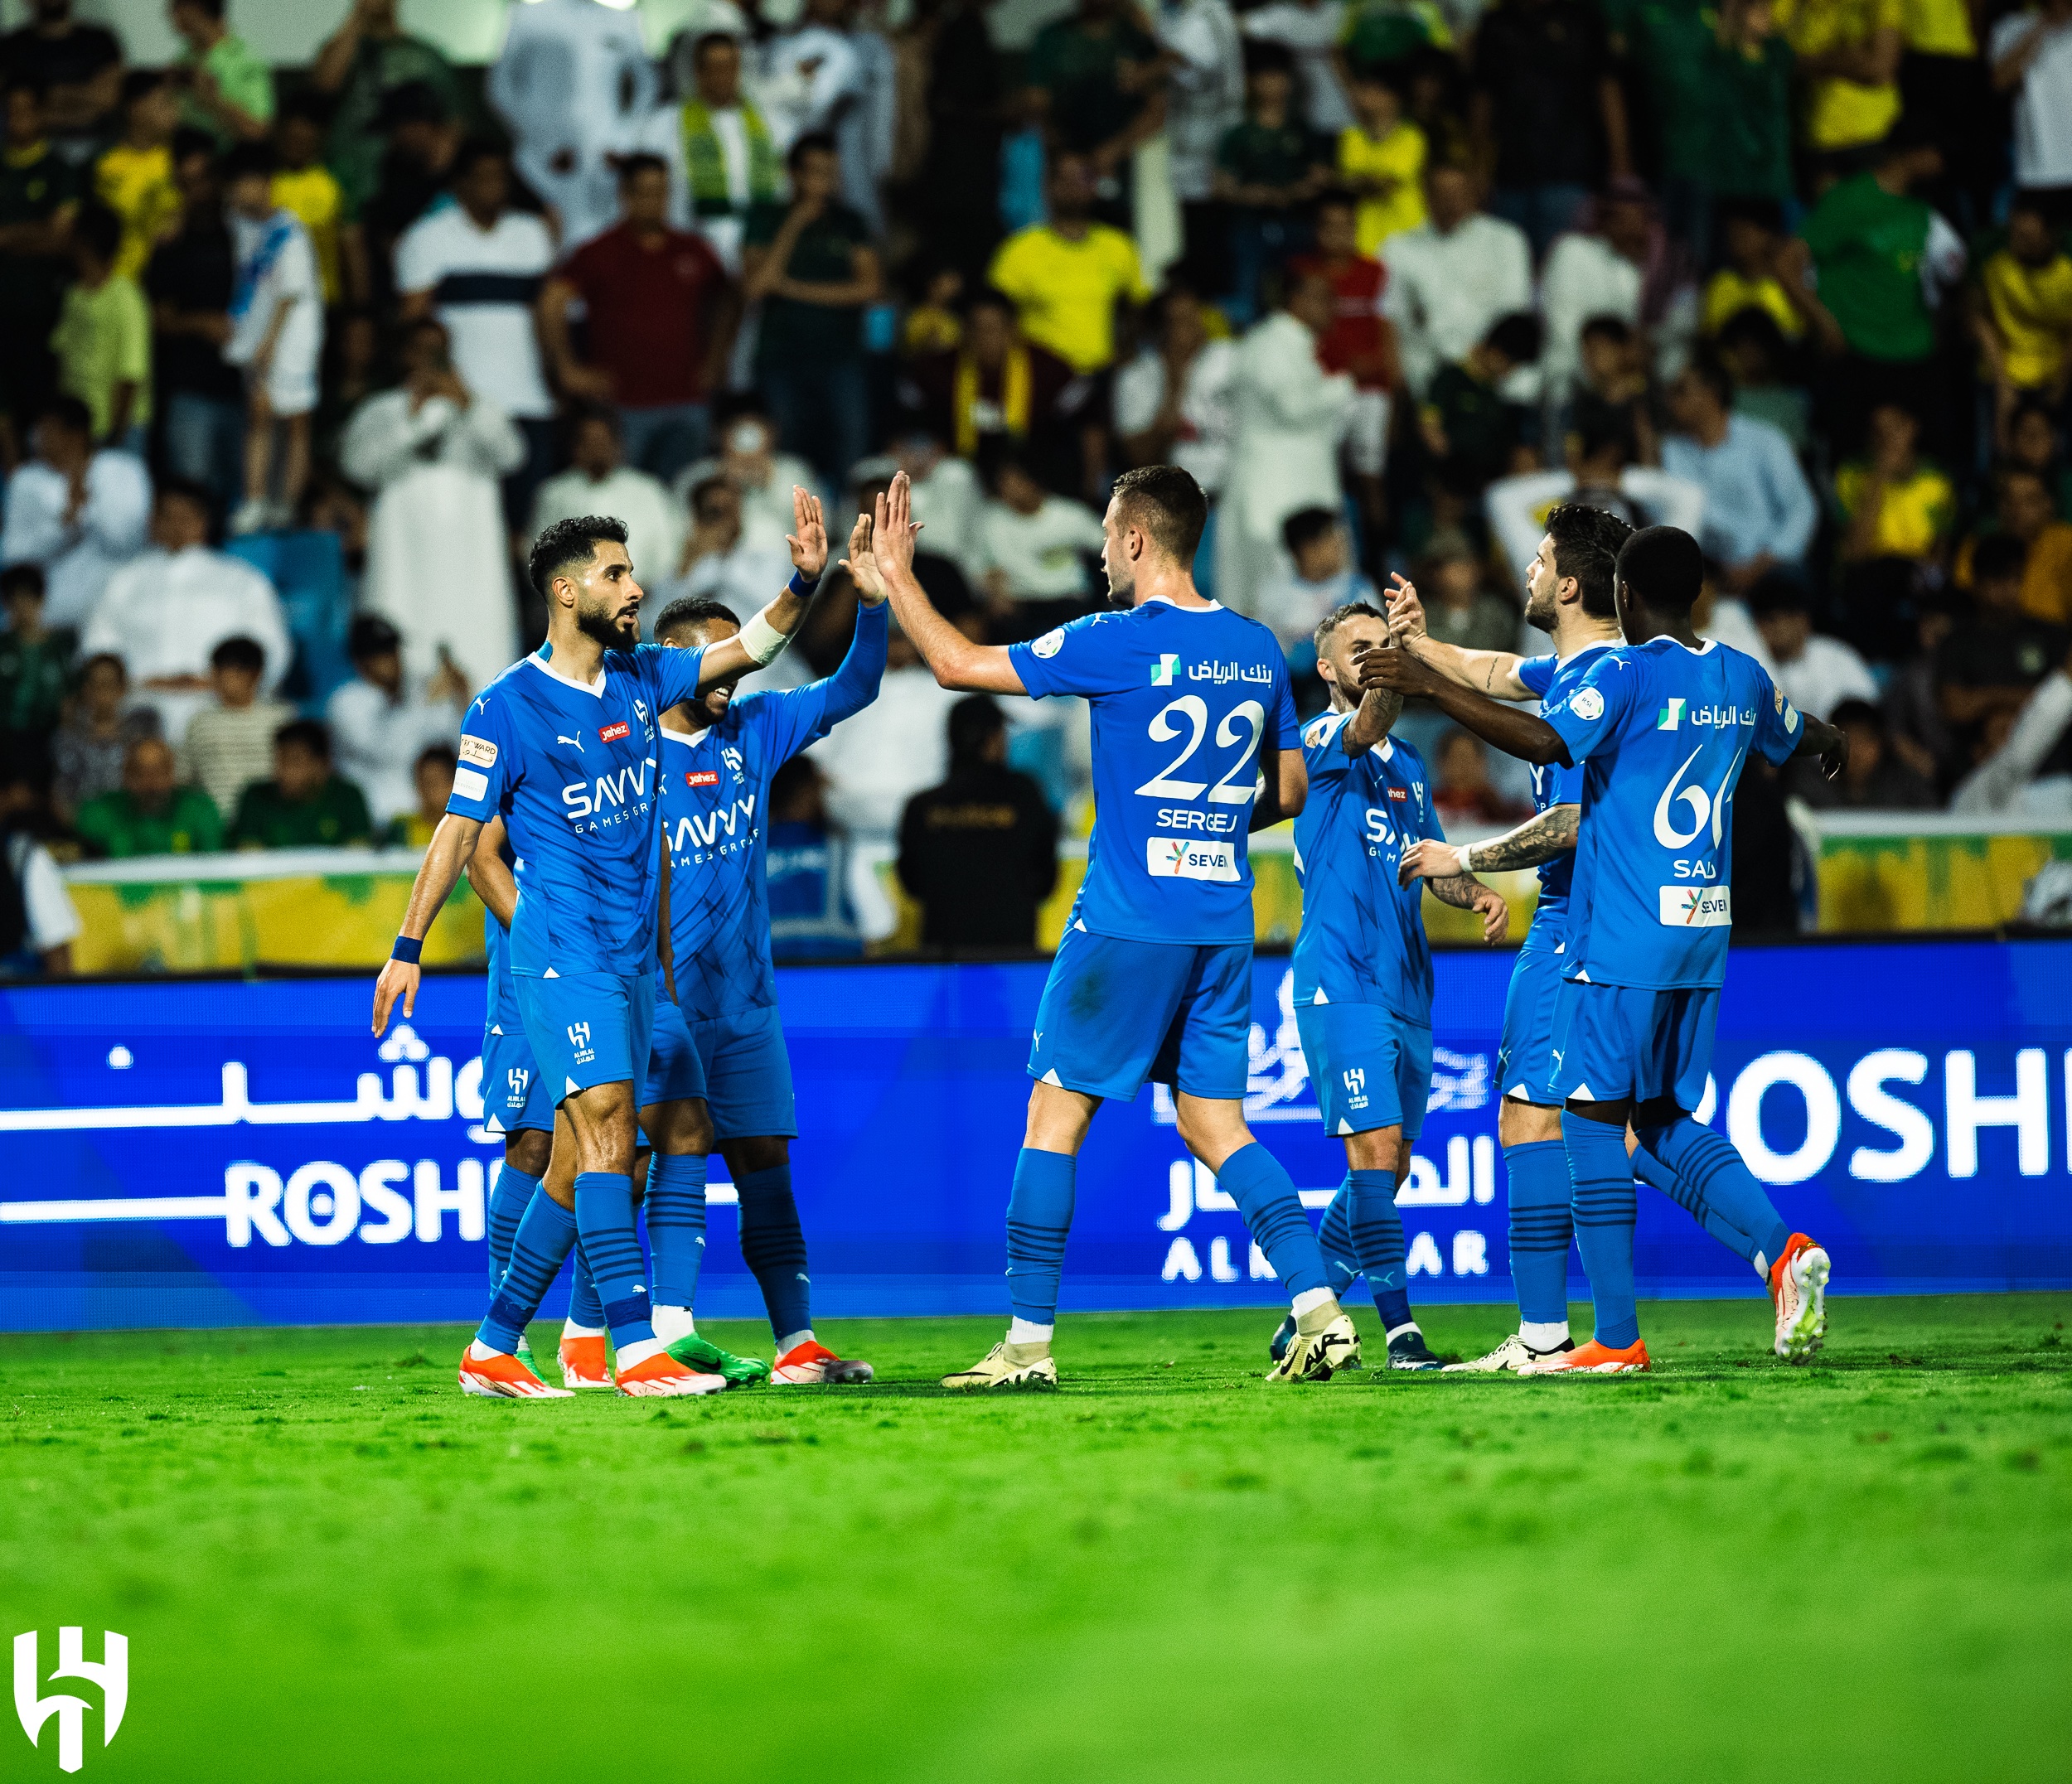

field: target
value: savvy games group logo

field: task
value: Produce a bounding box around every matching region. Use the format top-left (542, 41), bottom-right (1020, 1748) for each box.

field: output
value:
top-left (14, 1629), bottom-right (126, 1772)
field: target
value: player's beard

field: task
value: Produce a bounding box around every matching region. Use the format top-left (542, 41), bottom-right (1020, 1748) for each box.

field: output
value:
top-left (1103, 559), bottom-right (1135, 607)
top-left (1523, 586), bottom-right (1557, 635)
top-left (575, 595), bottom-right (639, 650)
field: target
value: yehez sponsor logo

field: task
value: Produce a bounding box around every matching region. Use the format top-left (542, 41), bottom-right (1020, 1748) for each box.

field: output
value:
top-left (599, 721), bottom-right (632, 743)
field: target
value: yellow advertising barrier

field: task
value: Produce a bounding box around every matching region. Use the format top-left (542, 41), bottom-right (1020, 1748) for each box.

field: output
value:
top-left (1808, 812), bottom-right (2072, 933)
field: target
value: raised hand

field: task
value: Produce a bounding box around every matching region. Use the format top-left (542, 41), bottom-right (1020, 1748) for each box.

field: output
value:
top-left (1384, 572), bottom-right (1427, 645)
top-left (841, 510), bottom-right (888, 605)
top-left (874, 470), bottom-right (922, 581)
top-left (1365, 645), bottom-right (1440, 699)
top-left (787, 486), bottom-right (828, 579)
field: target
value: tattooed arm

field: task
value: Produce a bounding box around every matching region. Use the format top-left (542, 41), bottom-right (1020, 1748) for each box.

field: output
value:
top-left (1343, 641), bottom-right (1405, 752)
top-left (1421, 871), bottom-right (1510, 943)
top-left (1397, 803), bottom-right (1578, 885)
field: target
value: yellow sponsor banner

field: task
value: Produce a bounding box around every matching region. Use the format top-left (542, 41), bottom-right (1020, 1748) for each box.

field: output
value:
top-left (1813, 823), bottom-right (2072, 932)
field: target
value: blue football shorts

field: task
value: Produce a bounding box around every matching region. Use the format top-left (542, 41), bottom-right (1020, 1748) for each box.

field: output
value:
top-left (639, 994), bottom-right (709, 1112)
top-left (1496, 939), bottom-right (1566, 1107)
top-left (1295, 998), bottom-right (1432, 1140)
top-left (694, 1003), bottom-right (798, 1140)
top-left (1029, 927), bottom-right (1252, 1103)
top-left (479, 1021), bottom-right (554, 1136)
top-left (515, 969), bottom-right (656, 1105)
top-left (1547, 976), bottom-right (1719, 1111)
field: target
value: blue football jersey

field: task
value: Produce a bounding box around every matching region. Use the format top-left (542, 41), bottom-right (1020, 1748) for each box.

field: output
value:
top-left (1543, 636), bottom-right (1802, 990)
top-left (482, 903), bottom-right (524, 1038)
top-left (661, 604), bottom-right (887, 1019)
top-left (1513, 640), bottom-right (1615, 950)
top-left (1009, 599), bottom-right (1300, 945)
top-left (446, 644), bottom-right (708, 979)
top-left (1290, 713), bottom-right (1440, 1023)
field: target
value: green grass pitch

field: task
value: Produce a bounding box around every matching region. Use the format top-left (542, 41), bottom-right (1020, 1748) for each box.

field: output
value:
top-left (3, 1295), bottom-right (2069, 1782)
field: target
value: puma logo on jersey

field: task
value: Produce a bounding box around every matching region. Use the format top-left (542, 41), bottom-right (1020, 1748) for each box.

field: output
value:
top-left (557, 734), bottom-right (585, 752)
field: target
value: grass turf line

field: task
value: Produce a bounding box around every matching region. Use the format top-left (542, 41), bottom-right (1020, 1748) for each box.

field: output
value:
top-left (2, 1294), bottom-right (2068, 1783)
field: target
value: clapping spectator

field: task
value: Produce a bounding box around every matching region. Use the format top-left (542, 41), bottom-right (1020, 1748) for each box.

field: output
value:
top-left (386, 742), bottom-right (456, 848)
top-left (1113, 282), bottom-right (1238, 497)
top-left (1252, 505), bottom-right (1377, 660)
top-left (897, 694), bottom-right (1059, 948)
top-left (75, 734), bottom-right (224, 858)
top-left (1746, 573), bottom-right (1879, 722)
top-left (0, 563), bottom-right (71, 773)
top-left (325, 613), bottom-right (467, 829)
top-left (1212, 42), bottom-right (1332, 324)
top-left (222, 143), bottom-right (323, 532)
top-left (531, 408), bottom-right (684, 596)
top-left (0, 396), bottom-right (150, 631)
top-left (1660, 348), bottom-right (1815, 592)
top-left (1833, 399), bottom-right (1955, 655)
top-left (146, 128), bottom-right (244, 510)
top-left (1791, 697), bottom-right (1937, 810)
top-left (52, 201), bottom-right (150, 453)
top-left (974, 447), bottom-right (1105, 637)
top-left (1381, 159), bottom-right (1531, 399)
top-left (230, 717), bottom-right (372, 848)
top-left (181, 633), bottom-right (292, 819)
top-left (95, 72), bottom-right (183, 282)
top-left (1433, 726), bottom-right (1532, 824)
top-left (51, 651), bottom-right (155, 821)
top-left (171, 0), bottom-right (275, 146)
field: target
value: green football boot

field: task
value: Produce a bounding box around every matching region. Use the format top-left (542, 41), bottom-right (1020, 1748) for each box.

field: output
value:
top-left (666, 1331), bottom-right (771, 1385)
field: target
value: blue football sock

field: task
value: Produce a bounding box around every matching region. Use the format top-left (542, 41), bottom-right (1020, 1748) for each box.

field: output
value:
top-left (1005, 1148), bottom-right (1076, 1325)
top-left (1563, 1112), bottom-right (1639, 1349)
top-left (1314, 1177), bottom-right (1362, 1298)
top-left (1347, 1167), bottom-right (1412, 1328)
top-left (477, 1188), bottom-right (576, 1353)
top-left (1636, 1115), bottom-right (1792, 1274)
top-left (644, 1151), bottom-right (709, 1308)
top-left (569, 1240), bottom-right (605, 1329)
top-left (737, 1163), bottom-right (812, 1342)
top-left (1503, 1139), bottom-right (1573, 1326)
top-left (574, 1172), bottom-right (655, 1350)
top-left (1629, 1141), bottom-right (1748, 1263)
top-left (1219, 1142), bottom-right (1328, 1298)
top-left (486, 1164), bottom-right (536, 1289)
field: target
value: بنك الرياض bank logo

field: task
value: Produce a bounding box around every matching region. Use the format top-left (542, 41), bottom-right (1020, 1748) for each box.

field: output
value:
top-left (14, 1629), bottom-right (127, 1773)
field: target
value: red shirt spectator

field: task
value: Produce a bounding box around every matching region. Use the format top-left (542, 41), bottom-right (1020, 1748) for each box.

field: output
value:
top-left (1290, 192), bottom-right (1395, 392)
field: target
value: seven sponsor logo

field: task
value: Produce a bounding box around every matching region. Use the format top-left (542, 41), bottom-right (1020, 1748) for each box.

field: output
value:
top-left (1146, 835), bottom-right (1239, 882)
top-left (1660, 885), bottom-right (1731, 927)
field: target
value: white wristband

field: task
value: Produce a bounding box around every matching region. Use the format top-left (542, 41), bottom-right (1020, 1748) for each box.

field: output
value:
top-left (739, 607), bottom-right (790, 666)
top-left (1456, 841), bottom-right (1477, 875)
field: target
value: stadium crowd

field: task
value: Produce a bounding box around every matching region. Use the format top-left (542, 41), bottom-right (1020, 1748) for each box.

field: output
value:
top-left (1, 0), bottom-right (2070, 974)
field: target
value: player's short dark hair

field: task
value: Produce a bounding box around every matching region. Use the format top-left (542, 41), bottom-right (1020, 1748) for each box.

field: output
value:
top-left (210, 635), bottom-right (267, 674)
top-left (1484, 311), bottom-right (1542, 365)
top-left (122, 68), bottom-right (167, 109)
top-left (37, 394), bottom-right (93, 438)
top-left (0, 563), bottom-right (46, 602)
top-left (1280, 505), bottom-right (1340, 558)
top-left (1543, 501), bottom-right (1633, 620)
top-left (274, 717), bottom-right (331, 761)
top-left (528, 515), bottom-right (629, 597)
top-left (788, 130), bottom-right (838, 172)
top-left (947, 694), bottom-right (1005, 767)
top-left (71, 201), bottom-right (121, 264)
top-left (1683, 346), bottom-right (1736, 409)
top-left (1615, 525), bottom-right (1705, 616)
top-left (653, 597), bottom-right (740, 643)
top-left (1745, 568), bottom-right (1811, 619)
top-left (1111, 464), bottom-right (1208, 568)
top-left (1579, 312), bottom-right (1632, 348)
top-left (1313, 600), bottom-right (1387, 657)
top-left (1971, 533), bottom-right (2028, 583)
top-left (221, 141), bottom-right (276, 184)
top-left (617, 152), bottom-right (668, 185)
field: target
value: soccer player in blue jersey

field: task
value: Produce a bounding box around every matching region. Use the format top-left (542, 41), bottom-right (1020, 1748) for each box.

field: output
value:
top-left (373, 499), bottom-right (825, 1399)
top-left (628, 513), bottom-right (890, 1386)
top-left (869, 466), bottom-right (1360, 1389)
top-left (1372, 526), bottom-right (1845, 1371)
top-left (1280, 601), bottom-right (1508, 1372)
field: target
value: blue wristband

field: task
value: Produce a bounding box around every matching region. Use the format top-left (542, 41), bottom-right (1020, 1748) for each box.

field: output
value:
top-left (390, 935), bottom-right (423, 965)
top-left (787, 568), bottom-right (815, 598)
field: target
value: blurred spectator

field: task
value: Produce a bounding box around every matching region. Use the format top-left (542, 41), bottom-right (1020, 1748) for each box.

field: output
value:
top-left (810, 622), bottom-right (959, 836)
top-left (395, 138), bottom-right (555, 526)
top-left (1703, 1), bottom-right (1797, 215)
top-left (1021, 0), bottom-right (1165, 223)
top-left (309, 0), bottom-right (462, 225)
top-left (1418, 532), bottom-right (1519, 652)
top-left (1471, 0), bottom-right (1628, 256)
top-left (0, 77), bottom-right (82, 448)
top-left (1242, 0), bottom-right (1354, 133)
top-left (1954, 464), bottom-right (2072, 626)
top-left (0, 563), bottom-right (70, 769)
top-left (778, 0), bottom-right (898, 234)
top-left (757, 0), bottom-right (863, 152)
top-left (145, 128), bottom-right (243, 510)
top-left (1881, 592), bottom-right (1959, 785)
top-left (222, 142), bottom-right (322, 533)
top-left (326, 612), bottom-right (467, 828)
top-left (990, 154), bottom-right (1150, 379)
top-left (52, 201), bottom-right (148, 452)
top-left (897, 694), bottom-right (1059, 947)
top-left (1485, 440), bottom-right (1705, 591)
top-left (911, 0), bottom-right (1008, 283)
top-left (1114, 282), bottom-right (1238, 496)
top-left (1832, 399), bottom-right (1954, 653)
top-left (51, 651), bottom-right (155, 820)
top-left (0, 0), bottom-right (120, 161)
top-left (272, 93), bottom-right (352, 307)
top-left (1950, 650), bottom-right (2072, 819)
top-left (80, 475), bottom-right (288, 742)
top-left (170, 0), bottom-right (275, 146)
top-left (544, 152), bottom-right (736, 484)
top-left (672, 404), bottom-right (821, 558)
top-left (1714, 304), bottom-right (1812, 449)
top-left (180, 632), bottom-right (291, 818)
top-left (1792, 696), bottom-right (1938, 810)
top-left (2001, 399), bottom-right (2072, 519)
top-left (387, 742), bottom-right (457, 848)
top-left (1381, 159), bottom-right (1532, 398)
top-left (1253, 505), bottom-right (1376, 656)
top-left (1338, 66), bottom-right (1426, 257)
top-left (1540, 184), bottom-right (1654, 404)
top-left (1212, 41), bottom-right (1332, 324)
top-left (1973, 196), bottom-right (2072, 425)
top-left (1418, 310), bottom-right (1540, 495)
top-left (1565, 315), bottom-right (1653, 460)
top-left (765, 753), bottom-right (864, 959)
top-left (0, 396), bottom-right (150, 630)
top-left (1660, 350), bottom-right (1816, 591)
top-left (645, 31), bottom-right (782, 276)
top-left (1220, 266), bottom-right (1354, 611)
top-left (487, 0), bottom-right (655, 250)
top-left (340, 317), bottom-right (522, 694)
top-left (1433, 726), bottom-right (1532, 823)
top-left (0, 759), bottom-right (78, 974)
top-left (742, 132), bottom-right (880, 486)
top-left (1939, 534), bottom-right (2068, 757)
top-left (653, 475), bottom-right (794, 630)
top-left (360, 81), bottom-right (457, 284)
top-left (1785, 0), bottom-right (1900, 170)
top-left (95, 72), bottom-right (182, 282)
top-left (230, 717), bottom-right (373, 848)
top-left (1156, 0), bottom-right (1245, 291)
top-left (1702, 198), bottom-right (1808, 345)
top-left (975, 447), bottom-right (1104, 636)
top-left (1746, 573), bottom-right (1878, 722)
top-left (1341, 0), bottom-right (1452, 76)
top-left (1290, 190), bottom-right (1394, 527)
top-left (74, 734), bottom-right (224, 858)
top-left (1991, 0), bottom-right (2072, 204)
top-left (902, 263), bottom-right (966, 358)
top-left (532, 408), bottom-right (684, 596)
